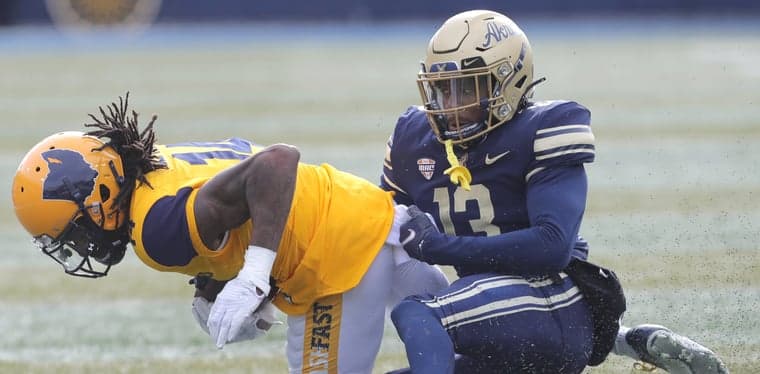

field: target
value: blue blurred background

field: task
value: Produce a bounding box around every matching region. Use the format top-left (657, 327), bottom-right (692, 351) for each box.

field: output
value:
top-left (3, 0), bottom-right (760, 26)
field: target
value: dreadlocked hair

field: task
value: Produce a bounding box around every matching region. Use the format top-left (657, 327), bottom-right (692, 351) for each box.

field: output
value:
top-left (84, 93), bottom-right (166, 213)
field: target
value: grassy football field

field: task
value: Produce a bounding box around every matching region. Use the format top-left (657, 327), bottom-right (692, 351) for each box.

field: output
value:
top-left (0, 18), bottom-right (758, 373)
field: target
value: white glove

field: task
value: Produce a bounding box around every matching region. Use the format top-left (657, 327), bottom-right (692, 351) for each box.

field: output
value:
top-left (207, 245), bottom-right (276, 349)
top-left (192, 296), bottom-right (282, 343)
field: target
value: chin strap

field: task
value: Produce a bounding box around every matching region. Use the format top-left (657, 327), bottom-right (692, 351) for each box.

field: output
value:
top-left (443, 139), bottom-right (472, 191)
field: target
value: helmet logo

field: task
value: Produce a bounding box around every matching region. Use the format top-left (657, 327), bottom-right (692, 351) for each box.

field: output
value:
top-left (42, 149), bottom-right (98, 203)
top-left (430, 62), bottom-right (457, 72)
top-left (480, 22), bottom-right (513, 51)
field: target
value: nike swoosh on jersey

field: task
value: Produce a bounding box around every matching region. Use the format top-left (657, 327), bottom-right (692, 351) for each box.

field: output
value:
top-left (485, 150), bottom-right (511, 165)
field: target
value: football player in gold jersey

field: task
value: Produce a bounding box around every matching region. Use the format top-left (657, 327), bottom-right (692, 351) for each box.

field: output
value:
top-left (12, 94), bottom-right (448, 373)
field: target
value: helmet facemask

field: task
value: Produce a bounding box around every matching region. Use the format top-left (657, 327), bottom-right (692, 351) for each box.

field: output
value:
top-left (34, 197), bottom-right (129, 278)
top-left (419, 67), bottom-right (492, 144)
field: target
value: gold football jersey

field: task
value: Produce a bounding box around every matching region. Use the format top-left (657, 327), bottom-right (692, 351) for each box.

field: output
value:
top-left (129, 138), bottom-right (395, 315)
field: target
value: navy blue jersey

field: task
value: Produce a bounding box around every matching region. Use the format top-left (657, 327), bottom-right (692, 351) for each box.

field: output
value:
top-left (382, 100), bottom-right (594, 276)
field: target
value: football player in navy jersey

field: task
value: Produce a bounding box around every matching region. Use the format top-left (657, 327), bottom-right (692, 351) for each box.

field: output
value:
top-left (381, 10), bottom-right (728, 374)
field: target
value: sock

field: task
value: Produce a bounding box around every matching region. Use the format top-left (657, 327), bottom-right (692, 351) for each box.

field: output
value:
top-left (612, 325), bottom-right (641, 360)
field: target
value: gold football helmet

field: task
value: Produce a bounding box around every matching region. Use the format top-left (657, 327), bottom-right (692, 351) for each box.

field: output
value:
top-left (418, 10), bottom-right (536, 145)
top-left (12, 131), bottom-right (129, 277)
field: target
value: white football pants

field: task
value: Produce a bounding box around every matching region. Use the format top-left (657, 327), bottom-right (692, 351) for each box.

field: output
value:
top-left (285, 204), bottom-right (449, 374)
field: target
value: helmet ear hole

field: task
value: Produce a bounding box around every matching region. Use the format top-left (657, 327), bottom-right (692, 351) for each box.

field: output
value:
top-left (99, 184), bottom-right (111, 202)
top-left (515, 75), bottom-right (527, 89)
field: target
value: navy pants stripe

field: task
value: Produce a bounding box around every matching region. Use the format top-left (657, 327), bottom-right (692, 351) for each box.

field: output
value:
top-left (393, 272), bottom-right (594, 374)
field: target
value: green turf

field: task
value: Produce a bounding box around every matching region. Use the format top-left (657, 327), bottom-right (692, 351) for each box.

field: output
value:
top-left (1, 20), bottom-right (758, 373)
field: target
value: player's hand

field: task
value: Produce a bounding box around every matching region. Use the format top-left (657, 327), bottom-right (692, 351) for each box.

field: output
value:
top-left (207, 275), bottom-right (269, 349)
top-left (207, 246), bottom-right (276, 349)
top-left (194, 297), bottom-right (281, 343)
top-left (399, 205), bottom-right (440, 262)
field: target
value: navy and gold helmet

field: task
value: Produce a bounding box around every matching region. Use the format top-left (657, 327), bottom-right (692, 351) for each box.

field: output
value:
top-left (12, 131), bottom-right (129, 277)
top-left (418, 10), bottom-right (535, 145)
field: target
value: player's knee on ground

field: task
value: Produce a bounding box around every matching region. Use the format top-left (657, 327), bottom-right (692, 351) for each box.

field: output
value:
top-left (391, 298), bottom-right (439, 337)
top-left (392, 299), bottom-right (456, 373)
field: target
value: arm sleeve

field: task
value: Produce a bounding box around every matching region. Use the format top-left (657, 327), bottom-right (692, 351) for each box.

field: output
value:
top-left (140, 187), bottom-right (200, 266)
top-left (422, 165), bottom-right (588, 274)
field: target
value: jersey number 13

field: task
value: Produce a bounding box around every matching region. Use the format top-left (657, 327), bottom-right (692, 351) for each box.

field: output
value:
top-left (432, 185), bottom-right (500, 237)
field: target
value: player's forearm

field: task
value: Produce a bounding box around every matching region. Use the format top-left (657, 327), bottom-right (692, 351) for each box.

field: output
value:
top-left (422, 225), bottom-right (575, 274)
top-left (209, 145), bottom-right (299, 348)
